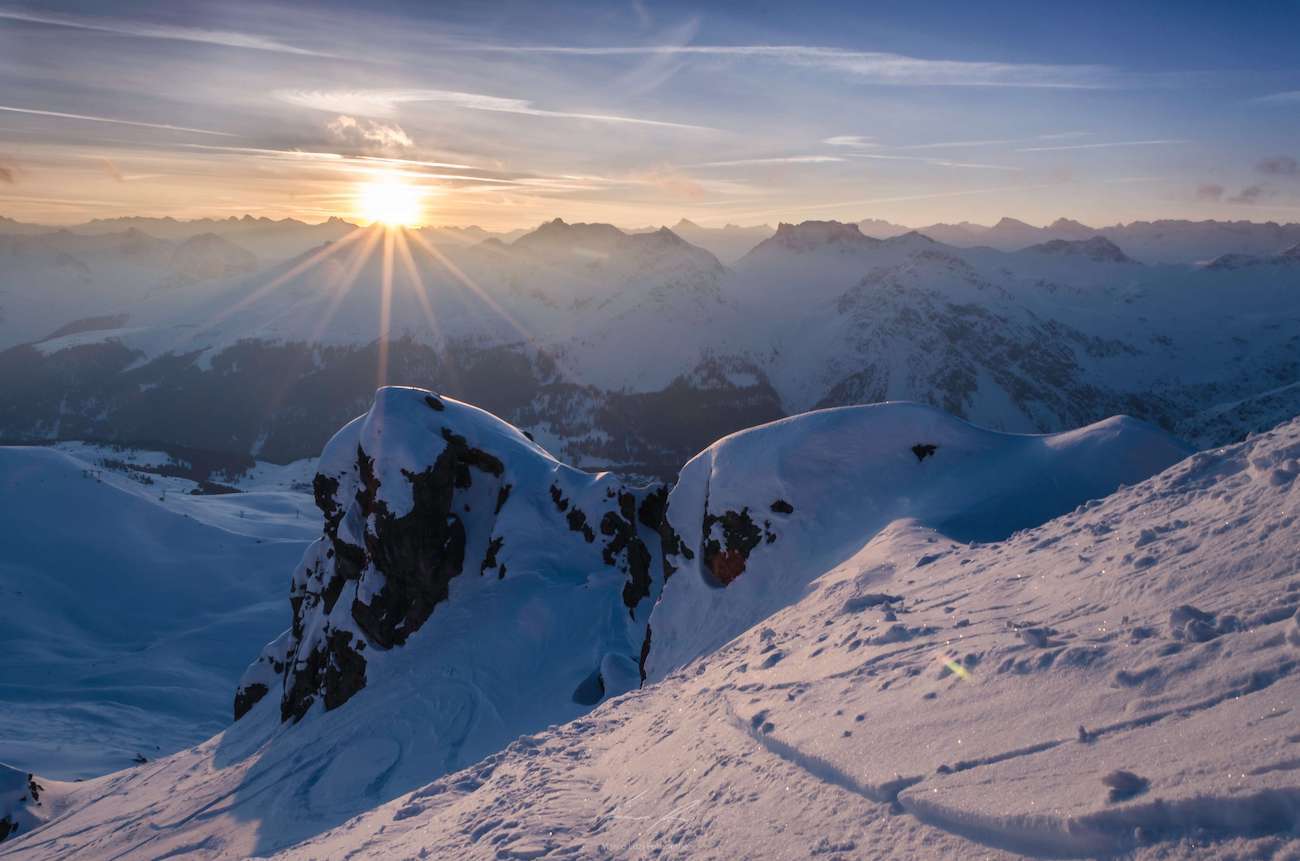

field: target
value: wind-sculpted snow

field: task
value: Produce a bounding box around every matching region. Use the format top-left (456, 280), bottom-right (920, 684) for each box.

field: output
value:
top-left (642, 403), bottom-right (1191, 681)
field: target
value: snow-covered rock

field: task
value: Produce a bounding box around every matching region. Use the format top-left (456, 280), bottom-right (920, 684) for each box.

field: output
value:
top-left (644, 404), bottom-right (1191, 680)
top-left (234, 385), bottom-right (667, 751)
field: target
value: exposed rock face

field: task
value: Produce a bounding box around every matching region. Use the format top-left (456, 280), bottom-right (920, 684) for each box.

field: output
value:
top-left (702, 508), bottom-right (775, 587)
top-left (749, 220), bottom-right (880, 255)
top-left (0, 766), bottom-right (46, 846)
top-left (234, 386), bottom-right (669, 723)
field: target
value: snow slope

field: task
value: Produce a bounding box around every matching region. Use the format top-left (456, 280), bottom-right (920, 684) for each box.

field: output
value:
top-left (0, 390), bottom-right (1229, 859)
top-left (191, 412), bottom-right (1296, 860)
top-left (644, 403), bottom-right (1191, 680)
top-left (0, 445), bottom-right (317, 779)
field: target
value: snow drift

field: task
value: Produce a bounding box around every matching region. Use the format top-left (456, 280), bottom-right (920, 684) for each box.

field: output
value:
top-left (643, 403), bottom-right (1192, 681)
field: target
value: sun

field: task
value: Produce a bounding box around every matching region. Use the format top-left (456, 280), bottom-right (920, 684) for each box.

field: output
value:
top-left (357, 175), bottom-right (424, 227)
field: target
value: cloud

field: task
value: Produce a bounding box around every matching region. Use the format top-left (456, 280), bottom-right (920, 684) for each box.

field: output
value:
top-left (0, 104), bottom-right (235, 136)
top-left (1228, 184), bottom-right (1272, 204)
top-left (1252, 91), bottom-right (1300, 104)
top-left (0, 157), bottom-right (14, 184)
top-left (823, 135), bottom-right (875, 148)
top-left (462, 44), bottom-right (1122, 89)
top-left (0, 7), bottom-right (328, 56)
top-left (1015, 139), bottom-right (1187, 152)
top-left (895, 132), bottom-right (1092, 150)
top-left (690, 155), bottom-right (844, 168)
top-left (1257, 155), bottom-right (1298, 177)
top-left (793, 182), bottom-right (1058, 214)
top-left (327, 115), bottom-right (414, 154)
top-left (276, 89), bottom-right (710, 130)
top-left (1196, 183), bottom-right (1224, 201)
top-left (844, 153), bottom-right (1022, 171)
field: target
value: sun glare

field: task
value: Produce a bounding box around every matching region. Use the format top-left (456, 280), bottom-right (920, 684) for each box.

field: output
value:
top-left (358, 175), bottom-right (424, 227)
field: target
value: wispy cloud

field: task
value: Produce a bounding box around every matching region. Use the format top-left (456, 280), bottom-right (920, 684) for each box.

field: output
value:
top-left (0, 104), bottom-right (236, 136)
top-left (327, 115), bottom-right (414, 154)
top-left (1228, 184), bottom-right (1272, 204)
top-left (275, 88), bottom-right (711, 130)
top-left (894, 138), bottom-right (1019, 150)
top-left (690, 155), bottom-right (844, 168)
top-left (823, 135), bottom-right (876, 148)
top-left (1013, 139), bottom-right (1190, 152)
top-left (0, 6), bottom-right (328, 56)
top-left (845, 153), bottom-right (1022, 171)
top-left (457, 44), bottom-right (1121, 89)
top-left (1257, 155), bottom-right (1298, 177)
top-left (1252, 91), bottom-right (1300, 104)
top-left (794, 183), bottom-right (1058, 213)
top-left (826, 131), bottom-right (1093, 151)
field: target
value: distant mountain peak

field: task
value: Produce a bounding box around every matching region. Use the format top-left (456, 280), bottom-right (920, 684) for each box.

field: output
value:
top-left (758, 220), bottom-right (877, 253)
top-left (1027, 236), bottom-right (1134, 263)
top-left (992, 216), bottom-right (1036, 231)
top-left (1048, 217), bottom-right (1096, 234)
top-left (885, 229), bottom-right (937, 245)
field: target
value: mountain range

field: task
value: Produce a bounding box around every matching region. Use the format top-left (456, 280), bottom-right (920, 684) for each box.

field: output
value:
top-left (1, 215), bottom-right (1297, 482)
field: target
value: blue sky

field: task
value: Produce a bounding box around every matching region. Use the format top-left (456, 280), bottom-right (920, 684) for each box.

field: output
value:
top-left (1, 0), bottom-right (1298, 227)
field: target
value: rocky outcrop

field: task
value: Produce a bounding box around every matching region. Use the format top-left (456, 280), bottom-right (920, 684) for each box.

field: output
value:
top-left (234, 386), bottom-right (669, 723)
top-left (0, 766), bottom-right (46, 846)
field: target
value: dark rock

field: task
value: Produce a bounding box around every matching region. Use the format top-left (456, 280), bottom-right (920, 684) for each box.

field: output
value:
top-left (638, 625), bottom-right (652, 684)
top-left (911, 443), bottom-right (938, 462)
top-left (233, 682), bottom-right (270, 720)
top-left (1101, 769), bottom-right (1149, 802)
top-left (702, 508), bottom-right (764, 587)
top-left (480, 536), bottom-right (504, 575)
top-left (571, 668), bottom-right (605, 705)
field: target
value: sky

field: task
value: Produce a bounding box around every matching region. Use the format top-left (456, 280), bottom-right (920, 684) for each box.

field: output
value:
top-left (1, 0), bottom-right (1299, 229)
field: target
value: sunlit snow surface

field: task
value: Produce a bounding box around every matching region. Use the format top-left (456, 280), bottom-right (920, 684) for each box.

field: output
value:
top-left (5, 398), bottom-right (1300, 859)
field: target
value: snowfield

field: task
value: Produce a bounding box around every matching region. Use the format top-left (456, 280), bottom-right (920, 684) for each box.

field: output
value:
top-left (0, 444), bottom-right (318, 780)
top-left (6, 388), bottom-right (1296, 859)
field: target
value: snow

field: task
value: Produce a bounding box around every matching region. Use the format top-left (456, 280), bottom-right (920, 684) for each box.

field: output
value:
top-left (0, 444), bottom-right (318, 779)
top-left (643, 404), bottom-right (1192, 681)
top-left (8, 391), bottom-right (1293, 859)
